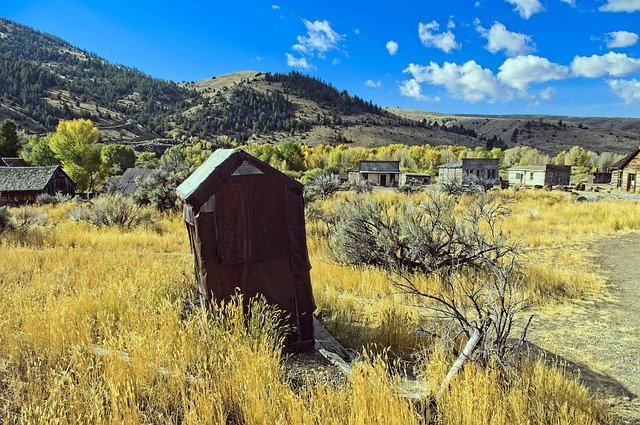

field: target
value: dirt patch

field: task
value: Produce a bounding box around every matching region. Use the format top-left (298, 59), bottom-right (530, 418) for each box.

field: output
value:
top-left (527, 232), bottom-right (640, 424)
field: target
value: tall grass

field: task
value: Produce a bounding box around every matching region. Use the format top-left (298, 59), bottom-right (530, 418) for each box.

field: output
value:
top-left (0, 198), bottom-right (618, 424)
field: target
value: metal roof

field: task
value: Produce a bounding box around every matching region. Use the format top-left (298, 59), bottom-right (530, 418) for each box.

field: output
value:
top-left (0, 166), bottom-right (60, 191)
top-left (508, 165), bottom-right (547, 172)
top-left (358, 160), bottom-right (400, 173)
top-left (0, 157), bottom-right (28, 167)
top-left (176, 148), bottom-right (303, 209)
top-left (438, 161), bottom-right (463, 168)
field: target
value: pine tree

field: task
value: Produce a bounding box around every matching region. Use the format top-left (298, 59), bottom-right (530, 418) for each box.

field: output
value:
top-left (0, 119), bottom-right (20, 157)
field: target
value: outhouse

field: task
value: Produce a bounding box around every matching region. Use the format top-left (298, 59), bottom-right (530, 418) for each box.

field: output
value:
top-left (176, 149), bottom-right (315, 352)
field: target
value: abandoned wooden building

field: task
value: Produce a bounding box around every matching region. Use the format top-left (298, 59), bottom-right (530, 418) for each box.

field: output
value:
top-left (0, 165), bottom-right (75, 203)
top-left (399, 173), bottom-right (431, 187)
top-left (438, 158), bottom-right (500, 185)
top-left (176, 149), bottom-right (315, 352)
top-left (507, 165), bottom-right (571, 187)
top-left (611, 147), bottom-right (640, 192)
top-left (348, 160), bottom-right (401, 187)
top-left (106, 167), bottom-right (160, 196)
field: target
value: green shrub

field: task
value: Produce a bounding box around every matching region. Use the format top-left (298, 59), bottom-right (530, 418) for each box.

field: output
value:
top-left (35, 192), bottom-right (72, 205)
top-left (70, 194), bottom-right (157, 229)
top-left (0, 206), bottom-right (13, 232)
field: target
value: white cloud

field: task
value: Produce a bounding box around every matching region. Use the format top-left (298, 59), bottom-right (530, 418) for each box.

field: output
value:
top-left (386, 40), bottom-right (399, 55)
top-left (365, 79), bottom-right (382, 88)
top-left (286, 53), bottom-right (312, 69)
top-left (539, 87), bottom-right (556, 101)
top-left (354, 28), bottom-right (361, 35)
top-left (498, 55), bottom-right (569, 90)
top-left (606, 31), bottom-right (639, 48)
top-left (271, 4), bottom-right (280, 9)
top-left (293, 19), bottom-right (343, 56)
top-left (475, 1), bottom-right (481, 6)
top-left (571, 52), bottom-right (640, 77)
top-left (447, 18), bottom-right (456, 29)
top-left (476, 21), bottom-right (536, 56)
top-left (504, 0), bottom-right (544, 18)
top-left (404, 61), bottom-right (506, 102)
top-left (608, 79), bottom-right (640, 102)
top-left (599, 0), bottom-right (640, 12)
top-left (332, 58), bottom-right (341, 65)
top-left (418, 21), bottom-right (461, 53)
top-left (560, 0), bottom-right (576, 5)
top-left (399, 79), bottom-right (440, 101)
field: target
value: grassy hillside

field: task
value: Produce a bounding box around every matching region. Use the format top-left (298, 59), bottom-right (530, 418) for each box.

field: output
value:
top-left (1, 17), bottom-right (639, 155)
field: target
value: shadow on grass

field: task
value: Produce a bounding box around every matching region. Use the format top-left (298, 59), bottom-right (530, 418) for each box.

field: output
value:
top-left (522, 340), bottom-right (636, 400)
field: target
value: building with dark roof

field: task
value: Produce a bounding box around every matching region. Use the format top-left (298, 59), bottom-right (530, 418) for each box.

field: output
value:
top-left (611, 147), bottom-right (640, 192)
top-left (176, 149), bottom-right (315, 353)
top-left (106, 167), bottom-right (160, 196)
top-left (349, 160), bottom-right (401, 187)
top-left (0, 157), bottom-right (28, 167)
top-left (0, 166), bottom-right (75, 203)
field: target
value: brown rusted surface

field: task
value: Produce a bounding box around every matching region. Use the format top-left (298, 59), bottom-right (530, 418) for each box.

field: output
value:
top-left (177, 149), bottom-right (315, 352)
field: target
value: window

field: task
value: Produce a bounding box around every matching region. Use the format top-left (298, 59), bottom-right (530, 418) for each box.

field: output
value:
top-left (530, 172), bottom-right (534, 180)
top-left (362, 173), bottom-right (368, 180)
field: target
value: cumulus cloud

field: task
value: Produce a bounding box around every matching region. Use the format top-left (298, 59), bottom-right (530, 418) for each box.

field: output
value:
top-left (271, 4), bottom-right (280, 9)
top-left (398, 79), bottom-right (440, 101)
top-left (571, 52), bottom-right (640, 77)
top-left (365, 79), bottom-right (382, 88)
top-left (386, 40), bottom-right (399, 55)
top-left (498, 55), bottom-right (569, 90)
top-left (504, 0), bottom-right (544, 19)
top-left (447, 18), bottom-right (456, 29)
top-left (606, 31), bottom-right (639, 48)
top-left (418, 21), bottom-right (461, 53)
top-left (293, 19), bottom-right (344, 56)
top-left (475, 20), bottom-right (536, 56)
top-left (599, 0), bottom-right (640, 12)
top-left (608, 79), bottom-right (640, 102)
top-left (354, 28), bottom-right (361, 35)
top-left (404, 61), bottom-right (506, 102)
top-left (286, 53), bottom-right (312, 69)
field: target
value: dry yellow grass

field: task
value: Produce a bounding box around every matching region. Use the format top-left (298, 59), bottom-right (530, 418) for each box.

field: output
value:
top-left (0, 196), bottom-right (618, 424)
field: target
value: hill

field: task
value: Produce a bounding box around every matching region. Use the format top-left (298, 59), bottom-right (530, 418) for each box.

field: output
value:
top-left (0, 17), bottom-right (639, 155)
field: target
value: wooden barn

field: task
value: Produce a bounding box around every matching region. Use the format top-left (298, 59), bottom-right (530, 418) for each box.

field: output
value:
top-left (0, 165), bottom-right (75, 203)
top-left (106, 167), bottom-right (160, 196)
top-left (176, 149), bottom-right (315, 352)
top-left (507, 165), bottom-right (571, 187)
top-left (611, 147), bottom-right (640, 192)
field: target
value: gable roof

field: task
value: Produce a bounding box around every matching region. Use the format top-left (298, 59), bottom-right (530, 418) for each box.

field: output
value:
top-left (0, 166), bottom-right (62, 192)
top-left (0, 157), bottom-right (28, 167)
top-left (109, 167), bottom-right (160, 196)
top-left (176, 148), bottom-right (303, 209)
top-left (611, 147), bottom-right (640, 170)
top-left (358, 160), bottom-right (400, 173)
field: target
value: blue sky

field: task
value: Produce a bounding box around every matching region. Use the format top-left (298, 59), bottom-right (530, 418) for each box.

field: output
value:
top-left (2, 0), bottom-right (640, 117)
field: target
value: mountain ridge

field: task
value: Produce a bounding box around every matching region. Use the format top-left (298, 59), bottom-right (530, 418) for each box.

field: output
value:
top-left (1, 17), bottom-right (639, 155)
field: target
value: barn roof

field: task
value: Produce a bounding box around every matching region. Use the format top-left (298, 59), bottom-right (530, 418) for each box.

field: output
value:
top-left (358, 160), bottom-right (400, 173)
top-left (109, 167), bottom-right (160, 196)
top-left (0, 166), bottom-right (61, 192)
top-left (0, 157), bottom-right (28, 167)
top-left (611, 147), bottom-right (640, 170)
top-left (176, 148), bottom-right (303, 209)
